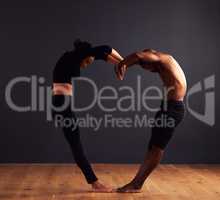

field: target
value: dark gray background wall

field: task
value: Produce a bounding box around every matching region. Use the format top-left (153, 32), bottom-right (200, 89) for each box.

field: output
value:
top-left (0, 0), bottom-right (219, 163)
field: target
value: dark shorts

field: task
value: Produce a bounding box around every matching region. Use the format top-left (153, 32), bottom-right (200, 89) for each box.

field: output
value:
top-left (148, 100), bottom-right (185, 150)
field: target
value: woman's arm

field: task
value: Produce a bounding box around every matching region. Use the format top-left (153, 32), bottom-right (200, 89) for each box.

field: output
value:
top-left (106, 48), bottom-right (123, 64)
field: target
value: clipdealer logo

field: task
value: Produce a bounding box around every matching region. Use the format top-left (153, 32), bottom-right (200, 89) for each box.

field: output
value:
top-left (4, 75), bottom-right (215, 126)
top-left (186, 75), bottom-right (215, 126)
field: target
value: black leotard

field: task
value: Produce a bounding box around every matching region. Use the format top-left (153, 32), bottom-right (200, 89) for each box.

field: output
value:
top-left (53, 45), bottom-right (112, 83)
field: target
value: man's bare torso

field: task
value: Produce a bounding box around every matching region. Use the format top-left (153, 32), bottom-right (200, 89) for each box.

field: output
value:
top-left (140, 51), bottom-right (187, 100)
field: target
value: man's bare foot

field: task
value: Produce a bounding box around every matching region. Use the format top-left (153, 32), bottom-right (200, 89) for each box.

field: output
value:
top-left (91, 180), bottom-right (113, 193)
top-left (117, 182), bottom-right (142, 193)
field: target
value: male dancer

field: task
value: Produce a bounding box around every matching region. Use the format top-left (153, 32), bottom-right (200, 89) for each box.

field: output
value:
top-left (115, 49), bottom-right (187, 192)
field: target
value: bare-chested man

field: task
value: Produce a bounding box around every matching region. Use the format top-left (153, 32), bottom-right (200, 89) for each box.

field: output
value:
top-left (115, 49), bottom-right (187, 193)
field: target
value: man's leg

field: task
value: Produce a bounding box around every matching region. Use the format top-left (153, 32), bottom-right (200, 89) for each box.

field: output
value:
top-left (117, 100), bottom-right (185, 193)
top-left (132, 145), bottom-right (164, 187)
top-left (117, 145), bottom-right (164, 192)
top-left (117, 110), bottom-right (173, 193)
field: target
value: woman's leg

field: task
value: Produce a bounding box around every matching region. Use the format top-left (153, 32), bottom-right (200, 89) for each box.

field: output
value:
top-left (61, 115), bottom-right (114, 192)
top-left (52, 95), bottom-right (113, 191)
top-left (52, 95), bottom-right (97, 184)
top-left (62, 124), bottom-right (98, 184)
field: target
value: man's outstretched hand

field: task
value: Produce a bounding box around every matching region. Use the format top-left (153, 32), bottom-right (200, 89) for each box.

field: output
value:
top-left (114, 61), bottom-right (127, 80)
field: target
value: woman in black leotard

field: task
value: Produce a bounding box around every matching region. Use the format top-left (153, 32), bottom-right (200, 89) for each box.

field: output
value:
top-left (51, 39), bottom-right (123, 192)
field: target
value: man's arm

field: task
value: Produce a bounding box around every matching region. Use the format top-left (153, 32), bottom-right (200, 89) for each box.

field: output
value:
top-left (115, 49), bottom-right (164, 80)
top-left (137, 49), bottom-right (161, 63)
top-left (114, 52), bottom-right (140, 80)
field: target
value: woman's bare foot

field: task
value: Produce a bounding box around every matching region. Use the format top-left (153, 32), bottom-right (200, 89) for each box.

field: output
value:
top-left (91, 180), bottom-right (113, 193)
top-left (117, 182), bottom-right (142, 193)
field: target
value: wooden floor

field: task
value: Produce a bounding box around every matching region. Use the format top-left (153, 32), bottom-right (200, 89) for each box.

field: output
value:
top-left (0, 164), bottom-right (220, 200)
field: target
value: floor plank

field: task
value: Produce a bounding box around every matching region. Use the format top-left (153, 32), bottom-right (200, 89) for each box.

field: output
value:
top-left (0, 164), bottom-right (219, 200)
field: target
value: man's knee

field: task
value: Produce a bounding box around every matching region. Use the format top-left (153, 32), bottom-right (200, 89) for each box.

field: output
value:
top-left (148, 128), bottom-right (174, 150)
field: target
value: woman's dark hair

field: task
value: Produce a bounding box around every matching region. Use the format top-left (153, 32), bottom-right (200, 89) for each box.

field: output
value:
top-left (73, 39), bottom-right (92, 57)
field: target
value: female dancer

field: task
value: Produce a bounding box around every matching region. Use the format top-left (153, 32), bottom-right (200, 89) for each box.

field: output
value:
top-left (51, 39), bottom-right (123, 192)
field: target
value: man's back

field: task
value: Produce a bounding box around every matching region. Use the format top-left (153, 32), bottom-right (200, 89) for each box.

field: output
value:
top-left (139, 50), bottom-right (187, 100)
